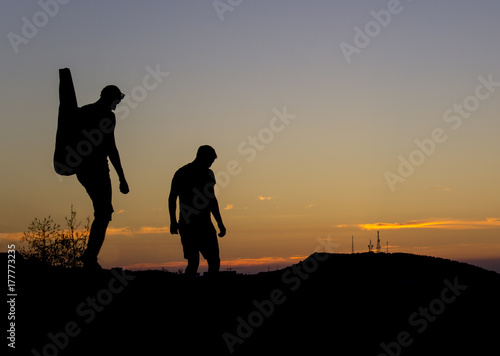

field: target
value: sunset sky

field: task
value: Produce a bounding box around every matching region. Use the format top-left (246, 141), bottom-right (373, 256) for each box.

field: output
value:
top-left (1, 0), bottom-right (499, 273)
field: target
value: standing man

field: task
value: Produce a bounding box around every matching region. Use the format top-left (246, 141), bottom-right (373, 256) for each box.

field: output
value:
top-left (77, 85), bottom-right (129, 270)
top-left (169, 145), bottom-right (226, 278)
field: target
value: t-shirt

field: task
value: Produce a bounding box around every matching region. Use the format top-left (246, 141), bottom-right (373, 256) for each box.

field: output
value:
top-left (76, 103), bottom-right (116, 173)
top-left (171, 162), bottom-right (216, 227)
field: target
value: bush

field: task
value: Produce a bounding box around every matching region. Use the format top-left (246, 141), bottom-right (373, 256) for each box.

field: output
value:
top-left (20, 206), bottom-right (89, 268)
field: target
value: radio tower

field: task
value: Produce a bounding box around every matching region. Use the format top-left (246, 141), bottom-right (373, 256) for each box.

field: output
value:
top-left (376, 231), bottom-right (381, 253)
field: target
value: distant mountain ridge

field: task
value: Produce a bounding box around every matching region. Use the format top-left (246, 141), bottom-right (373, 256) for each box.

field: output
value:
top-left (6, 252), bottom-right (500, 356)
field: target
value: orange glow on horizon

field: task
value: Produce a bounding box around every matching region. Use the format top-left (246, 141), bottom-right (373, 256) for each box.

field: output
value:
top-left (122, 255), bottom-right (309, 271)
top-left (106, 226), bottom-right (171, 235)
top-left (351, 218), bottom-right (500, 231)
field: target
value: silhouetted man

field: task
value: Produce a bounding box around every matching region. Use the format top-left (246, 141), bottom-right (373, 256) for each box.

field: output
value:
top-left (77, 85), bottom-right (129, 270)
top-left (169, 145), bottom-right (226, 278)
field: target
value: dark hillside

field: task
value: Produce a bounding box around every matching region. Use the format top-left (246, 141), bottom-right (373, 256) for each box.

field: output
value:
top-left (5, 252), bottom-right (500, 355)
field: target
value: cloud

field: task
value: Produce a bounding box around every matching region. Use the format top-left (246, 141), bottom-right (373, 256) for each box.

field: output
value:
top-left (0, 232), bottom-right (24, 241)
top-left (339, 218), bottom-right (500, 231)
top-left (258, 196), bottom-right (272, 201)
top-left (106, 227), bottom-right (135, 235)
top-left (107, 226), bottom-right (170, 236)
top-left (137, 226), bottom-right (171, 234)
top-left (224, 204), bottom-right (234, 210)
top-left (426, 185), bottom-right (451, 192)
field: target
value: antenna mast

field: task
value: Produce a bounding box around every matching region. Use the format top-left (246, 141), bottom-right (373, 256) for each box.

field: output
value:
top-left (376, 231), bottom-right (381, 253)
top-left (352, 236), bottom-right (354, 254)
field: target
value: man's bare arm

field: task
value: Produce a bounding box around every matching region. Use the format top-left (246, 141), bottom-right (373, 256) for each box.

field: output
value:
top-left (108, 134), bottom-right (129, 194)
top-left (210, 195), bottom-right (226, 237)
top-left (168, 181), bottom-right (179, 234)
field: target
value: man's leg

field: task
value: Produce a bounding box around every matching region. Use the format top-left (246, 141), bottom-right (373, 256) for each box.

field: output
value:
top-left (84, 217), bottom-right (110, 262)
top-left (185, 254), bottom-right (200, 279)
top-left (202, 226), bottom-right (220, 277)
top-left (78, 171), bottom-right (113, 268)
top-left (180, 229), bottom-right (200, 278)
top-left (207, 257), bottom-right (220, 275)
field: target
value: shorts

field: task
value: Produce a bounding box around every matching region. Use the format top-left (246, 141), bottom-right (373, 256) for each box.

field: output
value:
top-left (179, 224), bottom-right (219, 261)
top-left (77, 170), bottom-right (114, 221)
